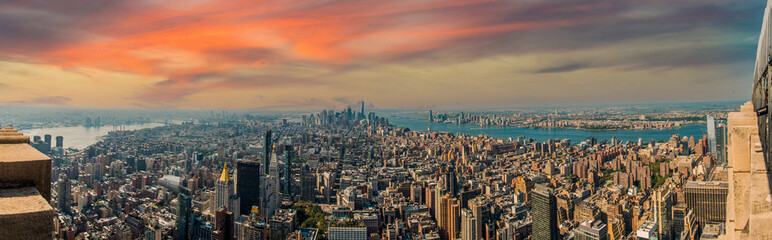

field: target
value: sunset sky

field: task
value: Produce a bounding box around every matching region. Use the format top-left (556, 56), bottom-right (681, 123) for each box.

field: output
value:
top-left (0, 0), bottom-right (764, 110)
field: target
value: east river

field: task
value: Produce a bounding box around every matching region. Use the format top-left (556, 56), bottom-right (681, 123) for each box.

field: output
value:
top-left (382, 111), bottom-right (707, 144)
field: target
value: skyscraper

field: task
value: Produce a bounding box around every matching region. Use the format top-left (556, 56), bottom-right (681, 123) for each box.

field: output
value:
top-left (449, 199), bottom-right (460, 240)
top-left (468, 198), bottom-right (487, 240)
top-left (43, 134), bottom-right (51, 152)
top-left (214, 163), bottom-right (240, 216)
top-left (214, 208), bottom-right (234, 240)
top-left (236, 160), bottom-right (261, 216)
top-left (55, 136), bottom-right (63, 148)
top-left (263, 129), bottom-right (272, 175)
top-left (57, 175), bottom-right (71, 214)
top-left (684, 181), bottom-right (727, 224)
top-left (707, 115), bottom-right (717, 155)
top-left (300, 165), bottom-right (315, 202)
top-left (438, 193), bottom-right (451, 240)
top-left (654, 188), bottom-right (673, 240)
top-left (444, 165), bottom-right (458, 196)
top-left (532, 185), bottom-right (558, 240)
top-left (716, 123), bottom-right (727, 166)
top-left (284, 145), bottom-right (293, 197)
top-left (460, 208), bottom-right (477, 240)
top-left (176, 187), bottom-right (193, 240)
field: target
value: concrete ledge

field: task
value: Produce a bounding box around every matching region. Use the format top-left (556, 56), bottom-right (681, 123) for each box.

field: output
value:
top-left (0, 136), bottom-right (29, 144)
top-left (0, 143), bottom-right (52, 201)
top-left (729, 112), bottom-right (757, 127)
top-left (729, 126), bottom-right (757, 171)
top-left (0, 187), bottom-right (53, 240)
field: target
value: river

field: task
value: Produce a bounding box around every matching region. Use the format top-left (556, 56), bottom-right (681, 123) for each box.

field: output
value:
top-left (381, 111), bottom-right (708, 144)
top-left (21, 123), bottom-right (166, 149)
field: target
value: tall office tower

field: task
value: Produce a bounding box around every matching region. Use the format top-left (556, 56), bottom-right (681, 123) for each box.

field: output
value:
top-left (176, 188), bottom-right (193, 240)
top-left (263, 129), bottom-right (272, 175)
top-left (270, 153), bottom-right (281, 207)
top-left (236, 160), bottom-right (261, 216)
top-left (215, 163), bottom-right (240, 216)
top-left (654, 188), bottom-right (673, 240)
top-left (360, 101), bottom-right (365, 119)
top-left (184, 158), bottom-right (192, 175)
top-left (284, 145), bottom-right (292, 197)
top-left (438, 194), bottom-right (451, 240)
top-left (299, 165), bottom-right (315, 202)
top-left (425, 184), bottom-right (436, 215)
top-left (684, 181), bottom-right (727, 224)
top-left (214, 208), bottom-right (234, 240)
top-left (575, 220), bottom-right (608, 240)
top-left (461, 208), bottom-right (477, 240)
top-left (707, 115), bottom-right (717, 155)
top-left (44, 134), bottom-right (51, 146)
top-left (260, 174), bottom-right (276, 219)
top-left (672, 203), bottom-right (688, 237)
top-left (435, 185), bottom-right (446, 220)
top-left (444, 166), bottom-right (458, 196)
top-left (429, 110), bottom-right (433, 122)
top-left (449, 199), bottom-right (460, 240)
top-left (468, 198), bottom-right (487, 240)
top-left (532, 185), bottom-right (559, 240)
top-left (55, 136), bottom-right (63, 148)
top-left (136, 158), bottom-right (146, 171)
top-left (57, 175), bottom-right (71, 214)
top-left (716, 124), bottom-right (727, 166)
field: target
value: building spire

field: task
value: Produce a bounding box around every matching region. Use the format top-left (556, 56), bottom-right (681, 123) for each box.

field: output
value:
top-left (219, 163), bottom-right (230, 182)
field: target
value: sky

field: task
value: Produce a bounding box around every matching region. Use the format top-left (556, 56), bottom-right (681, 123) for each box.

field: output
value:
top-left (0, 0), bottom-right (765, 110)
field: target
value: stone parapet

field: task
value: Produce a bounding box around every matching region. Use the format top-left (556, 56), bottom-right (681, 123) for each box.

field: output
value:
top-left (0, 187), bottom-right (54, 240)
top-left (726, 102), bottom-right (772, 239)
top-left (0, 127), bottom-right (51, 201)
top-left (0, 126), bottom-right (53, 239)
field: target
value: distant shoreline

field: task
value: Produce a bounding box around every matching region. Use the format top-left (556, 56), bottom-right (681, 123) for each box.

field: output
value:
top-left (411, 120), bottom-right (695, 132)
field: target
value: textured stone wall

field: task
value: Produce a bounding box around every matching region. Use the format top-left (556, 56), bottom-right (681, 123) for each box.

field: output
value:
top-left (0, 127), bottom-right (54, 239)
top-left (726, 102), bottom-right (772, 239)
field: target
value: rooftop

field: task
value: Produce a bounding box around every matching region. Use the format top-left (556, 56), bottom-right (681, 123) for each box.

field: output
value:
top-left (684, 181), bottom-right (729, 189)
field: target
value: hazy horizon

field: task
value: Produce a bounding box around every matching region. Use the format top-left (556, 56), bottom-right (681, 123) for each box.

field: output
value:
top-left (0, 99), bottom-right (747, 113)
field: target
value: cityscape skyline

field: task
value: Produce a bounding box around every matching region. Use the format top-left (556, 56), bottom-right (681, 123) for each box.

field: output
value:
top-left (0, 0), bottom-right (764, 110)
top-left (2, 1), bottom-right (772, 240)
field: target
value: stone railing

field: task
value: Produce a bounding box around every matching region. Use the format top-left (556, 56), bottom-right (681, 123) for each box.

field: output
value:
top-left (0, 127), bottom-right (53, 240)
top-left (726, 102), bottom-right (772, 239)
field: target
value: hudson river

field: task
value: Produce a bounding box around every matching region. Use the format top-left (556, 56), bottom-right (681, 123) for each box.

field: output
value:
top-left (21, 123), bottom-right (166, 149)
